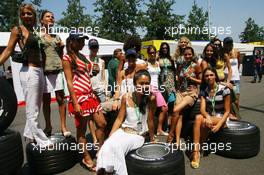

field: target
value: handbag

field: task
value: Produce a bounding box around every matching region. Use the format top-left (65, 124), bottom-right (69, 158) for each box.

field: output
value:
top-left (11, 26), bottom-right (28, 64)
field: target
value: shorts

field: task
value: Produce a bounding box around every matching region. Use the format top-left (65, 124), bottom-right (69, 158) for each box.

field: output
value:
top-left (175, 89), bottom-right (198, 107)
top-left (44, 71), bottom-right (64, 93)
top-left (230, 80), bottom-right (240, 94)
top-left (150, 85), bottom-right (167, 107)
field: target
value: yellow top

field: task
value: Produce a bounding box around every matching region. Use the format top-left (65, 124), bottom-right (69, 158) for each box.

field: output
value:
top-left (215, 59), bottom-right (225, 80)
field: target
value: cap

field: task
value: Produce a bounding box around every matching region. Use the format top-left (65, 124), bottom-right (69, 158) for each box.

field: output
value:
top-left (223, 37), bottom-right (233, 44)
top-left (69, 32), bottom-right (89, 40)
top-left (88, 39), bottom-right (99, 48)
top-left (125, 49), bottom-right (137, 57)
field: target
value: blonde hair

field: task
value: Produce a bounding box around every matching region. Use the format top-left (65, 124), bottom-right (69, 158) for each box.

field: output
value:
top-left (19, 3), bottom-right (37, 25)
top-left (173, 36), bottom-right (191, 60)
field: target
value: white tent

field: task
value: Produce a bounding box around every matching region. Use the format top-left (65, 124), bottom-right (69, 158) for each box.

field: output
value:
top-left (0, 32), bottom-right (123, 104)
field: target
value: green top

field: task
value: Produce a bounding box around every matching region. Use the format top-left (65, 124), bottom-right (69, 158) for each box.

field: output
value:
top-left (107, 57), bottom-right (119, 89)
top-left (41, 34), bottom-right (63, 72)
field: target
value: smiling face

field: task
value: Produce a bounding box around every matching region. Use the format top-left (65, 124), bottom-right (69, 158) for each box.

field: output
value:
top-left (41, 12), bottom-right (55, 27)
top-left (205, 45), bottom-right (214, 58)
top-left (179, 38), bottom-right (188, 49)
top-left (20, 7), bottom-right (36, 27)
top-left (183, 48), bottom-right (193, 62)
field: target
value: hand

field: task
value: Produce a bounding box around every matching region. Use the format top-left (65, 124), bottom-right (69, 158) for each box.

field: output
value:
top-left (226, 82), bottom-right (233, 89)
top-left (74, 103), bottom-right (82, 115)
top-left (204, 117), bottom-right (213, 129)
top-left (112, 100), bottom-right (119, 111)
top-left (211, 123), bottom-right (221, 133)
top-left (184, 72), bottom-right (190, 79)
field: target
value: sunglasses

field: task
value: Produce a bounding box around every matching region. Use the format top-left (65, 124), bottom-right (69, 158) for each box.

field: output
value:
top-left (148, 51), bottom-right (156, 54)
top-left (90, 46), bottom-right (99, 49)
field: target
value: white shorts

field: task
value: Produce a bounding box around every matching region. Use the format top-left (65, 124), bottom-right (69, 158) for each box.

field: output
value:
top-left (44, 71), bottom-right (64, 93)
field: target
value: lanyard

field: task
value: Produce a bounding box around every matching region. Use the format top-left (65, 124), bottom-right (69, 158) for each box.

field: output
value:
top-left (210, 84), bottom-right (219, 115)
top-left (132, 92), bottom-right (141, 123)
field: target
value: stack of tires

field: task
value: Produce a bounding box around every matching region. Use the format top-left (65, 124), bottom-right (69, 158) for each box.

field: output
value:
top-left (0, 78), bottom-right (23, 175)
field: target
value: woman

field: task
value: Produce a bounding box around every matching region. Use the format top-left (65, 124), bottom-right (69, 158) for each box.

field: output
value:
top-left (62, 33), bottom-right (106, 171)
top-left (169, 47), bottom-right (201, 145)
top-left (223, 37), bottom-right (241, 110)
top-left (147, 46), bottom-right (168, 136)
top-left (96, 70), bottom-right (156, 175)
top-left (191, 67), bottom-right (230, 169)
top-left (201, 43), bottom-right (217, 72)
top-left (0, 4), bottom-right (52, 147)
top-left (112, 49), bottom-right (144, 111)
top-left (173, 36), bottom-right (192, 68)
top-left (40, 10), bottom-right (70, 137)
top-left (210, 38), bottom-right (232, 86)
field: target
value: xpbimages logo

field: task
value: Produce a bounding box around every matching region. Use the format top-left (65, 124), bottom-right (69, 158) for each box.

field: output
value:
top-left (165, 24), bottom-right (232, 37)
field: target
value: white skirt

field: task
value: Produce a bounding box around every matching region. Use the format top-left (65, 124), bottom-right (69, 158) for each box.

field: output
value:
top-left (96, 128), bottom-right (144, 175)
top-left (44, 71), bottom-right (64, 93)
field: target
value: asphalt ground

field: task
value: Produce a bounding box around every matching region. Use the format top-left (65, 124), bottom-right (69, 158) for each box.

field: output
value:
top-left (10, 76), bottom-right (263, 175)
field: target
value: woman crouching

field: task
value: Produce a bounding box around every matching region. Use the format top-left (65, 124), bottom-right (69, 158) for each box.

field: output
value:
top-left (96, 69), bottom-right (156, 175)
top-left (191, 67), bottom-right (231, 169)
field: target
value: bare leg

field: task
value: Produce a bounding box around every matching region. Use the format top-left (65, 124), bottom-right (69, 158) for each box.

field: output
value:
top-left (55, 90), bottom-right (69, 134)
top-left (42, 93), bottom-right (52, 135)
top-left (76, 116), bottom-right (95, 168)
top-left (157, 106), bottom-right (168, 135)
top-left (92, 112), bottom-right (107, 147)
top-left (88, 119), bottom-right (98, 143)
top-left (175, 115), bottom-right (182, 146)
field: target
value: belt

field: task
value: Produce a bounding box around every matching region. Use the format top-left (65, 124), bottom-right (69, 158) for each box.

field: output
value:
top-left (121, 127), bottom-right (138, 135)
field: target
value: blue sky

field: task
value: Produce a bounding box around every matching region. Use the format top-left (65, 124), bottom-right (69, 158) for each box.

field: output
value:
top-left (35, 0), bottom-right (264, 42)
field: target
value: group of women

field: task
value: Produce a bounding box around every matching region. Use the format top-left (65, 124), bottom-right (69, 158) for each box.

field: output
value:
top-left (0, 3), bottom-right (241, 175)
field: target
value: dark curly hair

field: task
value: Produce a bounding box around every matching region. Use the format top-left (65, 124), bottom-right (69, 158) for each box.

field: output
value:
top-left (123, 35), bottom-right (142, 53)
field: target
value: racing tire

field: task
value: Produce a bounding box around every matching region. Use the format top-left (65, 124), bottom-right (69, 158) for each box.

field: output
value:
top-left (0, 78), bottom-right (17, 134)
top-left (26, 134), bottom-right (78, 175)
top-left (211, 120), bottom-right (260, 158)
top-left (126, 143), bottom-right (185, 175)
top-left (0, 129), bottom-right (24, 175)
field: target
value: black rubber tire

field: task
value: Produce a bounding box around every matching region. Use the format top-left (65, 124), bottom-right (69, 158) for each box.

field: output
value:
top-left (0, 129), bottom-right (24, 175)
top-left (126, 143), bottom-right (185, 175)
top-left (26, 134), bottom-right (78, 175)
top-left (210, 120), bottom-right (260, 158)
top-left (0, 78), bottom-right (17, 134)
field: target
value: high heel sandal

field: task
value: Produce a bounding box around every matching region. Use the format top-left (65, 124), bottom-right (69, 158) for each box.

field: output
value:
top-left (81, 159), bottom-right (96, 172)
top-left (166, 134), bottom-right (175, 144)
top-left (61, 130), bottom-right (71, 137)
top-left (191, 151), bottom-right (200, 169)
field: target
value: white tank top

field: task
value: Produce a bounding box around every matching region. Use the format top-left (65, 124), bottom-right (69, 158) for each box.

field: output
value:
top-left (225, 58), bottom-right (240, 81)
top-left (147, 62), bottom-right (160, 88)
top-left (121, 94), bottom-right (148, 134)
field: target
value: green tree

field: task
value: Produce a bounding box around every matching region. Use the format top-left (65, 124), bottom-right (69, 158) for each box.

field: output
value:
top-left (239, 18), bottom-right (264, 43)
top-left (143, 0), bottom-right (184, 40)
top-left (185, 0), bottom-right (208, 40)
top-left (58, 0), bottom-right (93, 33)
top-left (0, 0), bottom-right (24, 31)
top-left (94, 0), bottom-right (141, 42)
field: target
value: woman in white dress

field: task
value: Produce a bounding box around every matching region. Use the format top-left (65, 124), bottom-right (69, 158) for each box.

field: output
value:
top-left (96, 69), bottom-right (156, 175)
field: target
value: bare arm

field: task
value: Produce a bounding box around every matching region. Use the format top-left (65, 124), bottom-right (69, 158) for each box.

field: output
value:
top-left (62, 59), bottom-right (79, 112)
top-left (147, 95), bottom-right (156, 142)
top-left (224, 53), bottom-right (232, 83)
top-left (109, 95), bottom-right (127, 136)
top-left (201, 60), bottom-right (208, 72)
top-left (0, 27), bottom-right (19, 65)
top-left (187, 64), bottom-right (202, 84)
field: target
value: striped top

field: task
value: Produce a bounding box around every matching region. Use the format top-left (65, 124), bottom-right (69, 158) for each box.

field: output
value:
top-left (63, 54), bottom-right (95, 103)
top-left (200, 83), bottom-right (230, 116)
